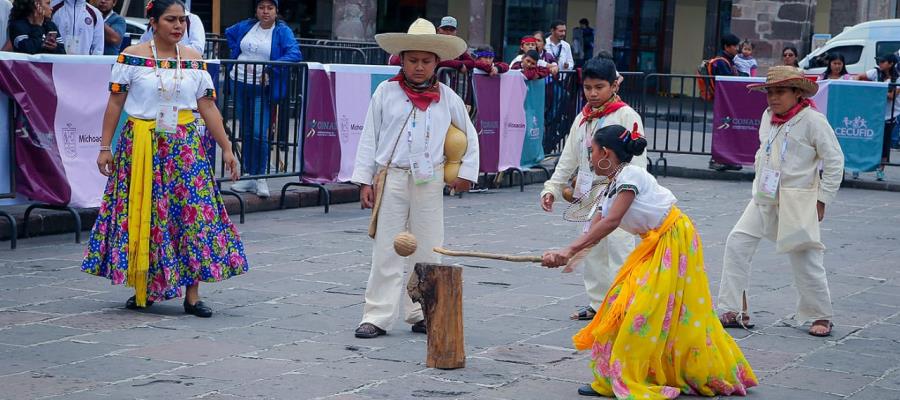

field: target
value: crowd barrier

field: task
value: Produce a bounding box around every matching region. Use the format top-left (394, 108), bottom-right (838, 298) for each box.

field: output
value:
top-left (210, 38), bottom-right (387, 66)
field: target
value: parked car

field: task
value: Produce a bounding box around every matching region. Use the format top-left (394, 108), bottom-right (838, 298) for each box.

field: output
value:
top-left (120, 17), bottom-right (149, 50)
top-left (800, 19), bottom-right (900, 76)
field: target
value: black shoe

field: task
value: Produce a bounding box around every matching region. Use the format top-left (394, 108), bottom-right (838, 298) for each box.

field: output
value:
top-left (183, 300), bottom-right (213, 318)
top-left (411, 320), bottom-right (427, 334)
top-left (125, 296), bottom-right (154, 310)
top-left (577, 384), bottom-right (601, 397)
top-left (355, 323), bottom-right (386, 338)
top-left (724, 164), bottom-right (743, 171)
top-left (708, 161), bottom-right (727, 171)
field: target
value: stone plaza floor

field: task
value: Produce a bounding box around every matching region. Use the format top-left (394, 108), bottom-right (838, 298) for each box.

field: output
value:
top-left (0, 176), bottom-right (898, 399)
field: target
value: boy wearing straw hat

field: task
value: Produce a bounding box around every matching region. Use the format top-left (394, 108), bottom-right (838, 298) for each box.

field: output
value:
top-left (717, 66), bottom-right (844, 337)
top-left (351, 18), bottom-right (479, 338)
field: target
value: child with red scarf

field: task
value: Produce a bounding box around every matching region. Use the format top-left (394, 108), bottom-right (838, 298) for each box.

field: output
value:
top-left (717, 66), bottom-right (844, 338)
top-left (540, 58), bottom-right (646, 321)
top-left (351, 19), bottom-right (480, 339)
top-left (473, 45), bottom-right (509, 76)
top-left (512, 50), bottom-right (551, 80)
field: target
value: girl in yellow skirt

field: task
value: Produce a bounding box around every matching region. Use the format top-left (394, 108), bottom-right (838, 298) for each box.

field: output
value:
top-left (543, 125), bottom-right (758, 398)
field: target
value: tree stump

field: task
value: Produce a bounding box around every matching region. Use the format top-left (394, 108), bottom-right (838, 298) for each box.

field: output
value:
top-left (407, 263), bottom-right (465, 369)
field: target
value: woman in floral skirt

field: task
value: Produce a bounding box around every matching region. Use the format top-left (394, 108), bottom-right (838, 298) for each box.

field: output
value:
top-left (543, 125), bottom-right (757, 398)
top-left (82, 0), bottom-right (248, 318)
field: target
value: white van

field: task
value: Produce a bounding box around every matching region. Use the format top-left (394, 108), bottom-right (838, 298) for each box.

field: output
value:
top-left (800, 19), bottom-right (900, 76)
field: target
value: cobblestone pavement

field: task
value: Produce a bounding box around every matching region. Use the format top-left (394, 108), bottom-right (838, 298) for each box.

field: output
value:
top-left (0, 177), bottom-right (898, 400)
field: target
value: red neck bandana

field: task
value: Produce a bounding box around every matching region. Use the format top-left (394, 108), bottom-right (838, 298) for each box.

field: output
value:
top-left (390, 73), bottom-right (441, 111)
top-left (771, 98), bottom-right (812, 125)
top-left (580, 96), bottom-right (627, 126)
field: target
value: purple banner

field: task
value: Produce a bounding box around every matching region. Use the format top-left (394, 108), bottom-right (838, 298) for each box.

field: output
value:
top-left (473, 74), bottom-right (501, 173)
top-left (302, 66), bottom-right (341, 183)
top-left (498, 72), bottom-right (527, 171)
top-left (711, 76), bottom-right (767, 166)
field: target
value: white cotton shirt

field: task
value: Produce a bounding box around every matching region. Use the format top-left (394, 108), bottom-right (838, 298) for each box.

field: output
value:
top-left (600, 165), bottom-right (677, 235)
top-left (545, 38), bottom-right (574, 70)
top-left (50, 0), bottom-right (104, 55)
top-left (229, 22), bottom-right (274, 84)
top-left (865, 69), bottom-right (900, 120)
top-left (351, 81), bottom-right (480, 185)
top-left (110, 53), bottom-right (216, 119)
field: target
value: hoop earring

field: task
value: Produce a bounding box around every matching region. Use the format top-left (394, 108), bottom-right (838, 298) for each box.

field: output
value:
top-left (596, 158), bottom-right (612, 171)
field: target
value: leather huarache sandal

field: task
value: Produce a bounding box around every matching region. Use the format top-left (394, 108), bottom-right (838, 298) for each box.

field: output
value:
top-left (571, 306), bottom-right (596, 321)
top-left (355, 323), bottom-right (386, 339)
top-left (718, 311), bottom-right (755, 329)
top-left (808, 320), bottom-right (833, 337)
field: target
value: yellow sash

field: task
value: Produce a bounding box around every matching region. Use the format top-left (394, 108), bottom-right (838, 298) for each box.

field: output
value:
top-left (126, 110), bottom-right (195, 307)
top-left (573, 206), bottom-right (685, 350)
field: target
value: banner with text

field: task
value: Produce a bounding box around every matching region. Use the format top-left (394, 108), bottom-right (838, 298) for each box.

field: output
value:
top-left (815, 79), bottom-right (887, 172)
top-left (711, 76), bottom-right (767, 166)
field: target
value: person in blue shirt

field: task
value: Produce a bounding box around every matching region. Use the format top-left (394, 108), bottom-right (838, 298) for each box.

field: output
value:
top-left (92, 0), bottom-right (125, 55)
top-left (224, 0), bottom-right (302, 197)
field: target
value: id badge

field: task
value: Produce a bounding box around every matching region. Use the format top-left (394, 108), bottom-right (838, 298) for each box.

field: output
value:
top-left (757, 167), bottom-right (781, 200)
top-left (409, 151), bottom-right (434, 184)
top-left (575, 170), bottom-right (594, 197)
top-left (156, 104), bottom-right (179, 134)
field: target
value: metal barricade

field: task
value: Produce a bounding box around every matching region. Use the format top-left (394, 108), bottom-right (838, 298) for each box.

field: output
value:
top-left (204, 37), bottom-right (230, 60)
top-left (888, 83), bottom-right (899, 167)
top-left (544, 70), bottom-right (581, 156)
top-left (437, 67), bottom-right (475, 116)
top-left (641, 73), bottom-right (715, 174)
top-left (218, 60), bottom-right (311, 220)
top-left (619, 72), bottom-right (645, 112)
top-left (301, 44), bottom-right (367, 64)
top-left (0, 99), bottom-right (16, 249)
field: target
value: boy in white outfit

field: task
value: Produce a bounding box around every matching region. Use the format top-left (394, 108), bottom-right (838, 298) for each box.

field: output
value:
top-left (351, 19), bottom-right (479, 338)
top-left (717, 66), bottom-right (844, 337)
top-left (541, 58), bottom-right (646, 320)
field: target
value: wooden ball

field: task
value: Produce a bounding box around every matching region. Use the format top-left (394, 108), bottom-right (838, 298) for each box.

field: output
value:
top-left (393, 232), bottom-right (418, 257)
top-left (562, 187), bottom-right (575, 203)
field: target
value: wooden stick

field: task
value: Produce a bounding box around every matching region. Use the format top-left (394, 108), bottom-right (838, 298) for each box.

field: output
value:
top-left (433, 247), bottom-right (542, 263)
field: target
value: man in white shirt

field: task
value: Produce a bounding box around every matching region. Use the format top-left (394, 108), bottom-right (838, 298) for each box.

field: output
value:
top-left (50, 0), bottom-right (104, 55)
top-left (139, 11), bottom-right (206, 55)
top-left (352, 18), bottom-right (479, 339)
top-left (545, 20), bottom-right (574, 70)
top-left (0, 0), bottom-right (12, 50)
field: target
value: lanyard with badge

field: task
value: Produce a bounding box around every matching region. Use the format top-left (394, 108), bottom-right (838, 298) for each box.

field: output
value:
top-left (150, 39), bottom-right (183, 134)
top-left (757, 122), bottom-right (791, 200)
top-left (576, 117), bottom-right (603, 232)
top-left (407, 107), bottom-right (434, 184)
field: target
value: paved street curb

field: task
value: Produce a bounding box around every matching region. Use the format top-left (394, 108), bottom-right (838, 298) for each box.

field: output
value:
top-left (0, 164), bottom-right (895, 243)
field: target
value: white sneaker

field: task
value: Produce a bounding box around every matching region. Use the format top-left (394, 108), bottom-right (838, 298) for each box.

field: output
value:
top-left (231, 179), bottom-right (256, 193)
top-left (256, 179), bottom-right (270, 198)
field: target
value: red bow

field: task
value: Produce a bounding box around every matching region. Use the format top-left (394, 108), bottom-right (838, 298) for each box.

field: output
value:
top-left (619, 122), bottom-right (641, 142)
top-left (145, 0), bottom-right (154, 16)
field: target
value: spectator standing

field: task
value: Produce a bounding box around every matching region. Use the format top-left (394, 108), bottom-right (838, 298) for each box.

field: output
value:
top-left (225, 0), bottom-right (302, 197)
top-left (50, 0), bottom-right (104, 55)
top-left (571, 18), bottom-right (593, 67)
top-left (821, 53), bottom-right (850, 80)
top-left (511, 49), bottom-right (549, 80)
top-left (856, 53), bottom-right (900, 181)
top-left (472, 45), bottom-right (508, 76)
top-left (139, 7), bottom-right (205, 54)
top-left (782, 46), bottom-right (800, 67)
top-left (9, 0), bottom-right (65, 54)
top-left (0, 0), bottom-right (13, 50)
top-left (733, 40), bottom-right (758, 77)
top-left (390, 16), bottom-right (475, 72)
top-left (545, 20), bottom-right (573, 70)
top-left (708, 33), bottom-right (742, 171)
top-left (91, 0), bottom-right (124, 55)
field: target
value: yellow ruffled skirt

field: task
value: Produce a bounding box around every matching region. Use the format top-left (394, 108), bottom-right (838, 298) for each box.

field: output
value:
top-left (574, 208), bottom-right (757, 398)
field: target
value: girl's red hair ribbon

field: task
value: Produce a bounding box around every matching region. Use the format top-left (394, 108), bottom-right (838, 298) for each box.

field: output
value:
top-left (619, 122), bottom-right (642, 142)
top-left (145, 0), bottom-right (154, 17)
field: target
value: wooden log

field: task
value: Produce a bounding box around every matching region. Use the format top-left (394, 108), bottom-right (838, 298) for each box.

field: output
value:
top-left (407, 263), bottom-right (465, 369)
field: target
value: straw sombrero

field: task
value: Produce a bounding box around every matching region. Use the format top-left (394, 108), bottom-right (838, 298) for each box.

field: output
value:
top-left (375, 18), bottom-right (467, 62)
top-left (747, 66), bottom-right (818, 97)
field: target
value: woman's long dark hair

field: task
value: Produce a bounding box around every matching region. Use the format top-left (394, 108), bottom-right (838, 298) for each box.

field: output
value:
top-left (11, 0), bottom-right (38, 21)
top-left (146, 0), bottom-right (186, 21)
top-left (821, 53), bottom-right (849, 79)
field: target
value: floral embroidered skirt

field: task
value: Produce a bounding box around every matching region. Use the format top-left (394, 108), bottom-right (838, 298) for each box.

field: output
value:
top-left (574, 212), bottom-right (757, 399)
top-left (81, 119), bottom-right (249, 302)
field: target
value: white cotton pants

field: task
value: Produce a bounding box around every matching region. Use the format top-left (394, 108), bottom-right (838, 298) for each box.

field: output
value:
top-left (582, 228), bottom-right (634, 311)
top-left (717, 200), bottom-right (833, 323)
top-left (360, 167), bottom-right (444, 331)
